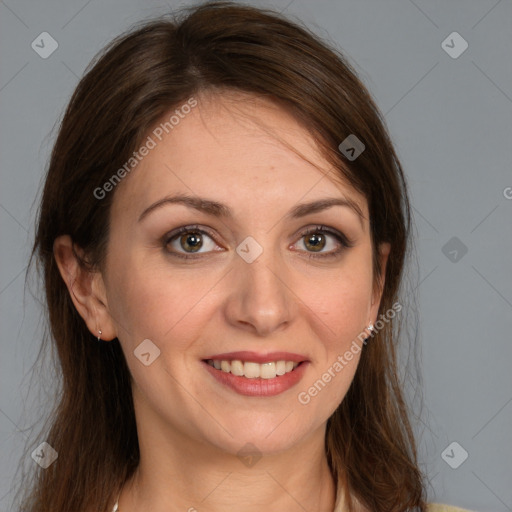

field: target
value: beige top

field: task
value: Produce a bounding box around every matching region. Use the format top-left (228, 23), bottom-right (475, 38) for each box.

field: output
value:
top-left (111, 495), bottom-right (474, 512)
top-left (331, 485), bottom-right (475, 512)
top-left (331, 485), bottom-right (474, 512)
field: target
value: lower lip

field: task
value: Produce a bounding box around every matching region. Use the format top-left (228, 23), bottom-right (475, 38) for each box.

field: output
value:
top-left (202, 360), bottom-right (309, 397)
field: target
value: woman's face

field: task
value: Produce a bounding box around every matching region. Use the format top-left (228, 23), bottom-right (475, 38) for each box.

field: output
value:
top-left (99, 91), bottom-right (388, 456)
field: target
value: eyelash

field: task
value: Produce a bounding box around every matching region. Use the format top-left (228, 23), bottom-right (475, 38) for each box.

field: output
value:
top-left (163, 224), bottom-right (354, 261)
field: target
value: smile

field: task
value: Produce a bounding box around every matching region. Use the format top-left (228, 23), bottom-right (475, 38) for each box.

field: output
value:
top-left (202, 357), bottom-right (309, 397)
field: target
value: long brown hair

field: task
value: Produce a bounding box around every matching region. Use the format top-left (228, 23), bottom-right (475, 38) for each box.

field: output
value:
top-left (18, 2), bottom-right (426, 510)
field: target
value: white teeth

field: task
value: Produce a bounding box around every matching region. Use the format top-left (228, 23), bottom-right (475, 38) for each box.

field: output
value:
top-left (260, 361), bottom-right (276, 379)
top-left (244, 361), bottom-right (260, 378)
top-left (206, 359), bottom-right (301, 379)
top-left (230, 360), bottom-right (244, 376)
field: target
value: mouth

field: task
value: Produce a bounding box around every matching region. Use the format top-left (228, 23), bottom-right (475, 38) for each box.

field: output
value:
top-left (201, 351), bottom-right (309, 397)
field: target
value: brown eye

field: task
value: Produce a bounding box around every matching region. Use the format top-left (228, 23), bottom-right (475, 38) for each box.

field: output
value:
top-left (292, 226), bottom-right (353, 259)
top-left (179, 232), bottom-right (203, 252)
top-left (303, 232), bottom-right (326, 252)
top-left (165, 227), bottom-right (220, 257)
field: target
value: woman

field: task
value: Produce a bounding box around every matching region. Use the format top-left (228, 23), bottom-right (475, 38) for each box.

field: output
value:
top-left (21, 2), bottom-right (473, 511)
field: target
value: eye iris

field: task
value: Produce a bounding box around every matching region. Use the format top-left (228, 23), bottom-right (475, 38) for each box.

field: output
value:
top-left (305, 232), bottom-right (325, 252)
top-left (181, 232), bottom-right (202, 252)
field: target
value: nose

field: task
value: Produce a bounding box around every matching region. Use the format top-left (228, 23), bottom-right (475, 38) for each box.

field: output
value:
top-left (223, 246), bottom-right (296, 337)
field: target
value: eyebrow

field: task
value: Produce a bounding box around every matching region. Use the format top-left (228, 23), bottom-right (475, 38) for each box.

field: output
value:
top-left (137, 194), bottom-right (365, 226)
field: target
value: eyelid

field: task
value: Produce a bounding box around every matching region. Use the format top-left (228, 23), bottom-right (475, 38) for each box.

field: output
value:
top-left (163, 224), bottom-right (218, 244)
top-left (298, 225), bottom-right (354, 248)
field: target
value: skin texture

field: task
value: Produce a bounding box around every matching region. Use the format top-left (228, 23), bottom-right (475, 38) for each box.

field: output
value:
top-left (54, 91), bottom-right (389, 512)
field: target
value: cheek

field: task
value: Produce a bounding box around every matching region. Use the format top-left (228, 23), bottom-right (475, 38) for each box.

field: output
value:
top-left (105, 251), bottom-right (221, 347)
top-left (305, 259), bottom-right (373, 345)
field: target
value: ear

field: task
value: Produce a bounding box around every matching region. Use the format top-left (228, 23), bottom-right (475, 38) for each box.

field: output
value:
top-left (53, 235), bottom-right (117, 341)
top-left (368, 242), bottom-right (391, 325)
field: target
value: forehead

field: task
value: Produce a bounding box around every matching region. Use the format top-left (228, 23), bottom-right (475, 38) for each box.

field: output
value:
top-left (111, 91), bottom-right (368, 222)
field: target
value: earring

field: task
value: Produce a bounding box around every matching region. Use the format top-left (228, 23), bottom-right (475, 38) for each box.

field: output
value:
top-left (362, 323), bottom-right (374, 344)
top-left (97, 329), bottom-right (102, 342)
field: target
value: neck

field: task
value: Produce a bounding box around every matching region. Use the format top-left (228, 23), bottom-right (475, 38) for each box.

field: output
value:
top-left (119, 398), bottom-right (337, 512)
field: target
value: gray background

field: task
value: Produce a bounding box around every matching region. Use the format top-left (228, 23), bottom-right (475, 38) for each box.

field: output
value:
top-left (1, 0), bottom-right (511, 510)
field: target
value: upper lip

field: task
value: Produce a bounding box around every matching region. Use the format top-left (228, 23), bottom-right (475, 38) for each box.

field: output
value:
top-left (203, 351), bottom-right (308, 364)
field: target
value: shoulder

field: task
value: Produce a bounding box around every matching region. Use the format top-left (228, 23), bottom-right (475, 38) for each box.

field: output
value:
top-left (427, 503), bottom-right (476, 512)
